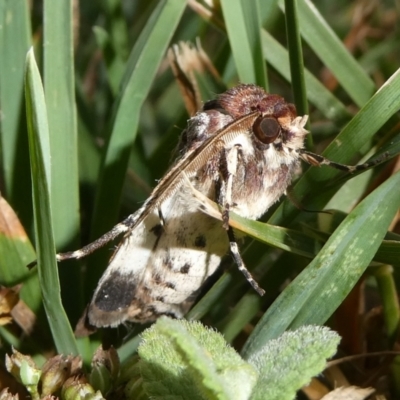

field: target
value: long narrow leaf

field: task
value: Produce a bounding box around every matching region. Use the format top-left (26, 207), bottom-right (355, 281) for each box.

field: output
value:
top-left (43, 0), bottom-right (82, 321)
top-left (25, 48), bottom-right (78, 355)
top-left (0, 0), bottom-right (32, 229)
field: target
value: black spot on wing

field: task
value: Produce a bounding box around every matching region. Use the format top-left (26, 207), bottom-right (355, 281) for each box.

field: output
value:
top-left (150, 223), bottom-right (164, 251)
top-left (93, 272), bottom-right (136, 312)
top-left (194, 235), bottom-right (206, 248)
top-left (163, 255), bottom-right (174, 270)
top-left (150, 223), bottom-right (163, 238)
top-left (180, 263), bottom-right (191, 274)
top-left (164, 281), bottom-right (176, 290)
top-left (152, 273), bottom-right (162, 285)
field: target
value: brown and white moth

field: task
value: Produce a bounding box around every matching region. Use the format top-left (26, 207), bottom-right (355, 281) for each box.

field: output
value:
top-left (57, 84), bottom-right (381, 328)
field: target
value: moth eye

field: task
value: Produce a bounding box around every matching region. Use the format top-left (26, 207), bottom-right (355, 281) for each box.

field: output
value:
top-left (253, 116), bottom-right (281, 144)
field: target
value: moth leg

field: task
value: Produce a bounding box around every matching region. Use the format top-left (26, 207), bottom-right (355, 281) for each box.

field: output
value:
top-left (299, 149), bottom-right (389, 173)
top-left (218, 146), bottom-right (265, 295)
top-left (180, 173), bottom-right (265, 296)
top-left (220, 145), bottom-right (240, 229)
top-left (227, 226), bottom-right (265, 296)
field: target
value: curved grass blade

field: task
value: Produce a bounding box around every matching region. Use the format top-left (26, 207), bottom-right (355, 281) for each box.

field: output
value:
top-left (231, 211), bottom-right (400, 267)
top-left (242, 169), bottom-right (400, 358)
top-left (25, 48), bottom-right (78, 355)
top-left (187, 182), bottom-right (400, 267)
top-left (231, 213), bottom-right (316, 258)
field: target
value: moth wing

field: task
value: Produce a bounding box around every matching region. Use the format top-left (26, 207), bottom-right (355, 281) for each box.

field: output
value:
top-left (88, 191), bottom-right (228, 327)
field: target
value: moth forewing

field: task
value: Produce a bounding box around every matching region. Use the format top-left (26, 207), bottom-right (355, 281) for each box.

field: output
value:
top-left (88, 194), bottom-right (230, 327)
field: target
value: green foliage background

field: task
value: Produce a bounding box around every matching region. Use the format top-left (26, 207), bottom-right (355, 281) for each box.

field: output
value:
top-left (1, 0), bottom-right (400, 393)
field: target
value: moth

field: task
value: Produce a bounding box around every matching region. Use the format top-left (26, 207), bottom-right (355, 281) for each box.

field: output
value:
top-left (57, 84), bottom-right (382, 328)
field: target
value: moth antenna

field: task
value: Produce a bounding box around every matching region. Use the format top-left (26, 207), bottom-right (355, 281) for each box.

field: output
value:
top-left (28, 217), bottom-right (134, 268)
top-left (299, 149), bottom-right (389, 173)
top-left (56, 220), bottom-right (131, 262)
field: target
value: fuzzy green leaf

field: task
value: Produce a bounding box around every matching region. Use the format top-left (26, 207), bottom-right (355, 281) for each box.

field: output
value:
top-left (138, 317), bottom-right (258, 400)
top-left (248, 326), bottom-right (340, 400)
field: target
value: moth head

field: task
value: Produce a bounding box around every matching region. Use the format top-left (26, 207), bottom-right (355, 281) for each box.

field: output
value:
top-left (215, 84), bottom-right (308, 150)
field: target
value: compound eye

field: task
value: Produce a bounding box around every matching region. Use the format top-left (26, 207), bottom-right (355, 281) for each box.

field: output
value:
top-left (253, 116), bottom-right (280, 144)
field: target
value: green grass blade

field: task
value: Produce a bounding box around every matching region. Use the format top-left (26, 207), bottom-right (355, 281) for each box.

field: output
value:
top-left (282, 0), bottom-right (375, 106)
top-left (25, 48), bottom-right (78, 355)
top-left (242, 169), bottom-right (400, 359)
top-left (258, 0), bottom-right (280, 28)
top-left (218, 292), bottom-right (262, 343)
top-left (90, 0), bottom-right (187, 240)
top-left (201, 195), bottom-right (400, 267)
top-left (220, 0), bottom-right (267, 87)
top-left (43, 0), bottom-right (82, 321)
top-left (0, 0), bottom-right (32, 229)
top-left (186, 274), bottom-right (235, 321)
top-left (231, 208), bottom-right (400, 267)
top-left (93, 26), bottom-right (126, 95)
top-left (270, 67), bottom-right (400, 226)
top-left (43, 0), bottom-right (80, 247)
top-left (377, 241), bottom-right (400, 267)
top-left (374, 265), bottom-right (399, 346)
